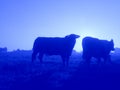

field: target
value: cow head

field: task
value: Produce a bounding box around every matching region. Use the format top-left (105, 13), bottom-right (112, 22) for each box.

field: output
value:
top-left (65, 34), bottom-right (80, 39)
top-left (110, 39), bottom-right (114, 51)
top-left (64, 34), bottom-right (80, 51)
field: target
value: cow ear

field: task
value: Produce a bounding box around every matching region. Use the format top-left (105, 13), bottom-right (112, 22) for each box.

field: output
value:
top-left (65, 35), bottom-right (69, 38)
top-left (110, 39), bottom-right (113, 43)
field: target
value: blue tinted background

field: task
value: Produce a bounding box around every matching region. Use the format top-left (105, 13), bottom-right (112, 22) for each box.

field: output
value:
top-left (0, 0), bottom-right (120, 51)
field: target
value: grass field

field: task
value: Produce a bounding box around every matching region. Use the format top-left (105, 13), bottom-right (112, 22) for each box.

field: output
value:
top-left (0, 50), bottom-right (120, 90)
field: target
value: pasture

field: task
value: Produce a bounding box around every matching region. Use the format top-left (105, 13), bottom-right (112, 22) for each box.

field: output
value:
top-left (0, 50), bottom-right (120, 90)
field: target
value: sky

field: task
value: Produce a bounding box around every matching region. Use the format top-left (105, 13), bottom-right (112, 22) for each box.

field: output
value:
top-left (0, 0), bottom-right (120, 52)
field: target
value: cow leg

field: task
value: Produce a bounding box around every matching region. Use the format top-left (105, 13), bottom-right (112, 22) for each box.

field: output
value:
top-left (38, 53), bottom-right (43, 63)
top-left (104, 55), bottom-right (111, 64)
top-left (61, 55), bottom-right (68, 66)
top-left (66, 56), bottom-right (70, 66)
top-left (97, 58), bottom-right (101, 65)
top-left (107, 55), bottom-right (111, 63)
top-left (86, 57), bottom-right (91, 65)
top-left (82, 51), bottom-right (86, 60)
top-left (62, 57), bottom-right (66, 66)
top-left (82, 52), bottom-right (91, 65)
top-left (32, 51), bottom-right (38, 62)
top-left (82, 52), bottom-right (91, 63)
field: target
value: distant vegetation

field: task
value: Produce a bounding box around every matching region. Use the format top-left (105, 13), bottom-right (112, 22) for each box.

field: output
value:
top-left (0, 47), bottom-right (7, 53)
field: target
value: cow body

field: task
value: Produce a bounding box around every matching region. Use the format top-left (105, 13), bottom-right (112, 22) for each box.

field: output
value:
top-left (82, 37), bottom-right (114, 64)
top-left (32, 34), bottom-right (80, 66)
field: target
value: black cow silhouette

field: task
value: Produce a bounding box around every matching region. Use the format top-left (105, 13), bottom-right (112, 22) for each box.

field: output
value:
top-left (82, 36), bottom-right (114, 64)
top-left (32, 34), bottom-right (80, 66)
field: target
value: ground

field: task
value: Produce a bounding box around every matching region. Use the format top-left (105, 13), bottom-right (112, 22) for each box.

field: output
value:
top-left (0, 50), bottom-right (120, 90)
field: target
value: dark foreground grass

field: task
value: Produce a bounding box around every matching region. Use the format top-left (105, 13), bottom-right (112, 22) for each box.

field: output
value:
top-left (9, 62), bottom-right (120, 90)
top-left (61, 63), bottom-right (120, 90)
top-left (0, 51), bottom-right (120, 90)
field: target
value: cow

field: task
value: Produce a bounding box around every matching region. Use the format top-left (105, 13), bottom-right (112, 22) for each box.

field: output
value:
top-left (32, 34), bottom-right (80, 66)
top-left (82, 36), bottom-right (114, 64)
